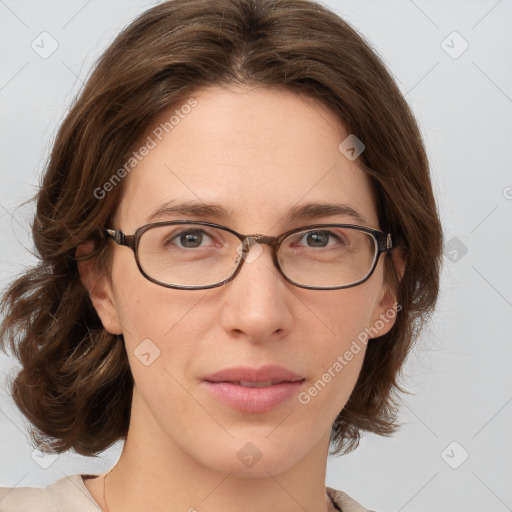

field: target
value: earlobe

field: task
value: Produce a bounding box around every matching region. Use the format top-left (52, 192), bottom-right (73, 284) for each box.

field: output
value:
top-left (76, 242), bottom-right (123, 335)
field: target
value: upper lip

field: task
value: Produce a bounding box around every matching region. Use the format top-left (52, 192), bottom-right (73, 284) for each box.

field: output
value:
top-left (203, 365), bottom-right (304, 384)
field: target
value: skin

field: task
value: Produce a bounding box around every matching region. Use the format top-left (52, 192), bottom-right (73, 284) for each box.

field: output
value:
top-left (79, 84), bottom-right (403, 512)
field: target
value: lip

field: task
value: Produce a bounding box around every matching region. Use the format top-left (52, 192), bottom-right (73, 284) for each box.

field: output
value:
top-left (203, 364), bottom-right (304, 384)
top-left (202, 365), bottom-right (305, 413)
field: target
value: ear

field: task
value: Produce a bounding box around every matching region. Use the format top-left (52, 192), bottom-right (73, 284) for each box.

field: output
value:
top-left (367, 247), bottom-right (406, 339)
top-left (76, 241), bottom-right (123, 335)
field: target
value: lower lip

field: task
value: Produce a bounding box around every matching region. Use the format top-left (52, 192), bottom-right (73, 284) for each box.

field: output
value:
top-left (202, 380), bottom-right (305, 413)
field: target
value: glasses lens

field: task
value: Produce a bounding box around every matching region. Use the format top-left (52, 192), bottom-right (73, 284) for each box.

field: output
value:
top-left (137, 223), bottom-right (242, 287)
top-left (137, 223), bottom-right (378, 289)
top-left (278, 226), bottom-right (377, 288)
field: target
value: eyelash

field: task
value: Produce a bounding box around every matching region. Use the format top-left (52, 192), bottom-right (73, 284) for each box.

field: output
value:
top-left (165, 228), bottom-right (348, 250)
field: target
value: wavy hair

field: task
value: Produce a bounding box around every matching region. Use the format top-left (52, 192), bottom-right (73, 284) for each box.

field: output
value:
top-left (0, 0), bottom-right (443, 456)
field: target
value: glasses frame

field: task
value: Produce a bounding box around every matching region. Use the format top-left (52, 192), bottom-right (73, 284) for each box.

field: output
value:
top-left (104, 220), bottom-right (393, 291)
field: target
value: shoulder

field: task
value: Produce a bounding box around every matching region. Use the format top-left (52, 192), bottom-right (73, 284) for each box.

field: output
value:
top-left (0, 474), bottom-right (101, 512)
top-left (326, 486), bottom-right (378, 512)
top-left (0, 482), bottom-right (57, 512)
top-left (1, 477), bottom-right (373, 512)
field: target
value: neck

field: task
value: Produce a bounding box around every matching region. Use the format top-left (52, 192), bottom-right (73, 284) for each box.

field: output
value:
top-left (101, 388), bottom-right (335, 512)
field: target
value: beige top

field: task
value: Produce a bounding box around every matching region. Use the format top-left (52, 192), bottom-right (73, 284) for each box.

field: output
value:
top-left (0, 474), bottom-right (374, 511)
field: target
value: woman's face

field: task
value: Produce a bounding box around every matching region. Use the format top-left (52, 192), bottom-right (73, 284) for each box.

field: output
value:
top-left (92, 85), bottom-right (398, 477)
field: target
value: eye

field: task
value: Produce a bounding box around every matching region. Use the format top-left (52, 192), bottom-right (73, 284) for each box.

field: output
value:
top-left (166, 228), bottom-right (216, 249)
top-left (294, 229), bottom-right (349, 249)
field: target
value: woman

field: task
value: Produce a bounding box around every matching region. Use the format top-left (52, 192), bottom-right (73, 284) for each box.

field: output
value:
top-left (0, 0), bottom-right (443, 510)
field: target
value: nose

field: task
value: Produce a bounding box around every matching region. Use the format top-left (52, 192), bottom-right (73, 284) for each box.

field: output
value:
top-left (220, 240), bottom-right (293, 342)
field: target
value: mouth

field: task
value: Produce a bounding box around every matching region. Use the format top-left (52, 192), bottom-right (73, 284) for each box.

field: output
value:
top-left (227, 379), bottom-right (298, 388)
top-left (201, 366), bottom-right (306, 413)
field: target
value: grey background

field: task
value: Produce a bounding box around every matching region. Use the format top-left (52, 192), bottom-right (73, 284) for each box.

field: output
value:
top-left (1, 1), bottom-right (511, 511)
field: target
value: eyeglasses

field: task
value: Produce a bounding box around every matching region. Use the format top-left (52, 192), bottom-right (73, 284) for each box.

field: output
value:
top-left (104, 220), bottom-right (392, 290)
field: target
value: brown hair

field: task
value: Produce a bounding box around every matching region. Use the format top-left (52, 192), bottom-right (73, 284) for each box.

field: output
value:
top-left (0, 0), bottom-right (443, 456)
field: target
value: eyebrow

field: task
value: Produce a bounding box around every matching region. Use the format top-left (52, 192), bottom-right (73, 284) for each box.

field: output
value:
top-left (146, 200), bottom-right (368, 226)
top-left (147, 200), bottom-right (233, 223)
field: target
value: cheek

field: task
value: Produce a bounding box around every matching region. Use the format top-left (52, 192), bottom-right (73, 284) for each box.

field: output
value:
top-left (110, 250), bottom-right (189, 336)
top-left (307, 282), bottom-right (379, 349)
top-left (297, 284), bottom-right (381, 409)
top-left (108, 251), bottom-right (209, 393)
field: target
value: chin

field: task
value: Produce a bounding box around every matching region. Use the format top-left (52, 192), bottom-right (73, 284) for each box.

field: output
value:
top-left (192, 436), bottom-right (306, 478)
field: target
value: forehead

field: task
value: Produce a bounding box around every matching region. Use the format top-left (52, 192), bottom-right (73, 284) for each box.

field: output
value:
top-left (114, 85), bottom-right (378, 232)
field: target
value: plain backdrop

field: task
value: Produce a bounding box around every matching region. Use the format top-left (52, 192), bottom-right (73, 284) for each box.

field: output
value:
top-left (0, 1), bottom-right (511, 511)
